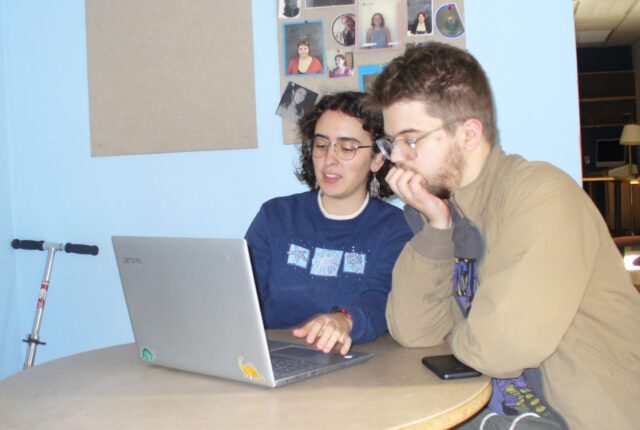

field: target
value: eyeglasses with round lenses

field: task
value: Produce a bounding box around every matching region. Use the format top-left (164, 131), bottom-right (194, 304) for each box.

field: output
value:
top-left (311, 136), bottom-right (373, 161)
top-left (375, 126), bottom-right (445, 161)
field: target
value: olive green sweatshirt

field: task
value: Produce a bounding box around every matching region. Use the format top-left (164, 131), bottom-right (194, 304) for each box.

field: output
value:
top-left (386, 144), bottom-right (640, 429)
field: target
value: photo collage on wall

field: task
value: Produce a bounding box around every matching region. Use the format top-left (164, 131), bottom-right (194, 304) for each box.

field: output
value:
top-left (276, 0), bottom-right (466, 144)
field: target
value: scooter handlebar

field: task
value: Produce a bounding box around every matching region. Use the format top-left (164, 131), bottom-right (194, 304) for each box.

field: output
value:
top-left (64, 243), bottom-right (99, 256)
top-left (11, 239), bottom-right (44, 251)
top-left (11, 239), bottom-right (98, 256)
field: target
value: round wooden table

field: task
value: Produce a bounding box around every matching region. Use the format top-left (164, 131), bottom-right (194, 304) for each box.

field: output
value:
top-left (0, 332), bottom-right (490, 429)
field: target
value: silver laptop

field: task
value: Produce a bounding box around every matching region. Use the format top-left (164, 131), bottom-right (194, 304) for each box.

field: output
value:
top-left (112, 236), bottom-right (373, 387)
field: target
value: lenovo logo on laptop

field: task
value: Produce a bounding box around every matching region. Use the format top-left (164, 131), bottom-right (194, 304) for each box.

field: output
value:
top-left (122, 257), bottom-right (142, 265)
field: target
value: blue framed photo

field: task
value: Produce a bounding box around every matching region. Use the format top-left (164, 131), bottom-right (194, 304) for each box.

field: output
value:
top-left (283, 21), bottom-right (325, 76)
top-left (358, 63), bottom-right (386, 93)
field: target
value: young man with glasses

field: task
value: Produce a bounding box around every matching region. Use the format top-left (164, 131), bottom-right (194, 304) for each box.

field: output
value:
top-left (245, 92), bottom-right (412, 355)
top-left (372, 43), bottom-right (640, 429)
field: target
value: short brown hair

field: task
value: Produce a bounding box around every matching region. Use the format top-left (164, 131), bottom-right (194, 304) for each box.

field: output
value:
top-left (371, 42), bottom-right (497, 145)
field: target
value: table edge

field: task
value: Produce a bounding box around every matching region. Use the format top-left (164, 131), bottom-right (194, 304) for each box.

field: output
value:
top-left (395, 378), bottom-right (492, 430)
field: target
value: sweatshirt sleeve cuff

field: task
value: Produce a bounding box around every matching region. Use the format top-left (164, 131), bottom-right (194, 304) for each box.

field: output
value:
top-left (348, 308), bottom-right (366, 342)
top-left (409, 222), bottom-right (453, 260)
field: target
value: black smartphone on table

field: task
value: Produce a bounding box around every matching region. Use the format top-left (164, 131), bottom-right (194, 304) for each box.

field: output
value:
top-left (422, 354), bottom-right (481, 380)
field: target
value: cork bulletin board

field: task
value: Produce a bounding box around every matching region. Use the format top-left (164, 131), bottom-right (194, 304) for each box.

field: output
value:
top-left (86, 0), bottom-right (258, 156)
top-left (276, 0), bottom-right (466, 144)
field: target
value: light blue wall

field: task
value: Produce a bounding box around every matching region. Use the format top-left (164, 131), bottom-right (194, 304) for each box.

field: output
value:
top-left (0, 0), bottom-right (21, 379)
top-left (0, 0), bottom-right (580, 378)
top-left (466, 2), bottom-right (581, 170)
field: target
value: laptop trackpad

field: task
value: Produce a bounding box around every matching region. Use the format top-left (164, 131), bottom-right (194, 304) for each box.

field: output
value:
top-left (271, 345), bottom-right (348, 365)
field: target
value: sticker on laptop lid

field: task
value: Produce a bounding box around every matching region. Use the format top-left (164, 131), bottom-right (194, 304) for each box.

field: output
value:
top-left (141, 347), bottom-right (156, 363)
top-left (238, 356), bottom-right (264, 382)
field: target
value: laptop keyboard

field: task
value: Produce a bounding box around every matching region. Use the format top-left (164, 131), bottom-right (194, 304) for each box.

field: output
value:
top-left (271, 355), bottom-right (318, 377)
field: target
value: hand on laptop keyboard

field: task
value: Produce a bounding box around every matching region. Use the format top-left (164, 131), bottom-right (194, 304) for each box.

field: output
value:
top-left (292, 312), bottom-right (353, 355)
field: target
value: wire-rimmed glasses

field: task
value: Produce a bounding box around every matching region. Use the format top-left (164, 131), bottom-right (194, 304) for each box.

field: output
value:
top-left (310, 136), bottom-right (373, 161)
top-left (375, 126), bottom-right (445, 161)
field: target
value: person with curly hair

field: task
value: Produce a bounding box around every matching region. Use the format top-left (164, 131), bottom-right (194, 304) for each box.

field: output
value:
top-left (245, 92), bottom-right (412, 355)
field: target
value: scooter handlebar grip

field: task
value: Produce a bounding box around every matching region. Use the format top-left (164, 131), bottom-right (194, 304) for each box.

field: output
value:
top-left (64, 243), bottom-right (99, 256)
top-left (11, 239), bottom-right (44, 251)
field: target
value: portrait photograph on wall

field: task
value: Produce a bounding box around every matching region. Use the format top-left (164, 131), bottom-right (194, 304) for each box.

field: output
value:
top-left (358, 63), bottom-right (385, 92)
top-left (275, 0), bottom-right (465, 144)
top-left (406, 0), bottom-right (433, 36)
top-left (306, 0), bottom-right (355, 7)
top-left (275, 81), bottom-right (319, 124)
top-left (326, 50), bottom-right (354, 78)
top-left (358, 0), bottom-right (400, 50)
top-left (279, 0), bottom-right (301, 18)
top-left (332, 13), bottom-right (356, 46)
top-left (435, 2), bottom-right (464, 38)
top-left (284, 21), bottom-right (325, 75)
top-left (406, 41), bottom-right (427, 50)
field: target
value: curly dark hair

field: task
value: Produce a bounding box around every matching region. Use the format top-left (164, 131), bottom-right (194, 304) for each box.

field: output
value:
top-left (295, 91), bottom-right (394, 198)
top-left (371, 42), bottom-right (497, 146)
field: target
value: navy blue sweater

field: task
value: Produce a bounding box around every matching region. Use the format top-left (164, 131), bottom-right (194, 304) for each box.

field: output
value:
top-left (245, 191), bottom-right (412, 343)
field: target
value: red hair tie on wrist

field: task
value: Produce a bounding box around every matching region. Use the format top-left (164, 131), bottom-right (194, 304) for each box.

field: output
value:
top-left (331, 306), bottom-right (352, 321)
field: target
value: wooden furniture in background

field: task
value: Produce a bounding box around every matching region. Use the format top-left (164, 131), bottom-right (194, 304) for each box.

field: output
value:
top-left (579, 70), bottom-right (636, 128)
top-left (583, 176), bottom-right (640, 235)
top-left (578, 46), bottom-right (637, 178)
top-left (612, 235), bottom-right (640, 294)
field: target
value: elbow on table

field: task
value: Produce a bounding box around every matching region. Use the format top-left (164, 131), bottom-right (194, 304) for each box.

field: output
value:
top-left (386, 308), bottom-right (452, 347)
top-left (450, 329), bottom-right (548, 378)
top-left (388, 324), bottom-right (446, 348)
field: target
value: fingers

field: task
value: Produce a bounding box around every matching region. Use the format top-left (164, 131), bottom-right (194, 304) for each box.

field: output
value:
top-left (386, 166), bottom-right (428, 208)
top-left (303, 318), bottom-right (325, 345)
top-left (292, 314), bottom-right (352, 354)
top-left (385, 166), bottom-right (451, 228)
top-left (291, 324), bottom-right (310, 339)
top-left (291, 317), bottom-right (328, 346)
top-left (407, 172), bottom-right (427, 195)
top-left (339, 336), bottom-right (353, 356)
top-left (317, 324), bottom-right (342, 353)
top-left (396, 171), bottom-right (424, 203)
top-left (385, 166), bottom-right (402, 195)
top-left (291, 318), bottom-right (322, 346)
